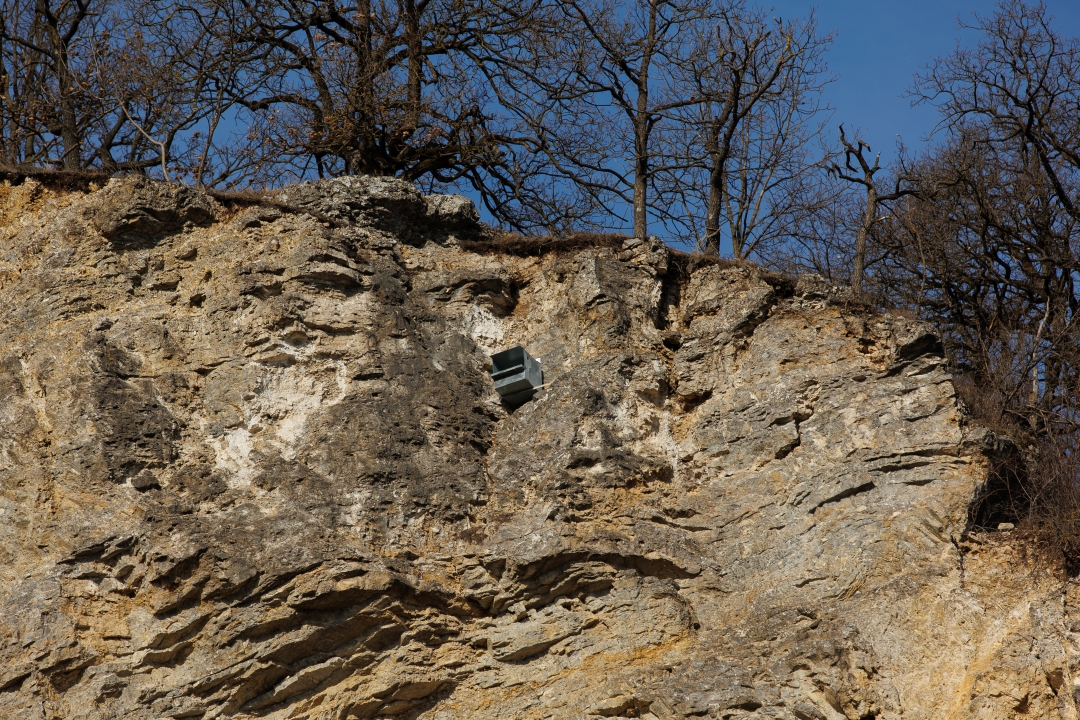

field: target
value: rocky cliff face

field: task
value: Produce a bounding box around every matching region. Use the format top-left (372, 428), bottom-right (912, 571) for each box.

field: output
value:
top-left (0, 175), bottom-right (1077, 720)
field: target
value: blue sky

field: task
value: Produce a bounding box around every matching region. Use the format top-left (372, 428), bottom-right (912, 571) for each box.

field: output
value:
top-left (771, 0), bottom-right (1080, 164)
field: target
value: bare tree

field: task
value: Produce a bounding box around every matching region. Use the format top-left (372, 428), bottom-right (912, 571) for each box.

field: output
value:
top-left (0, 0), bottom-right (835, 241)
top-left (114, 0), bottom-right (255, 187)
top-left (914, 0), bottom-right (1080, 224)
top-left (666, 3), bottom-right (831, 256)
top-left (898, 0), bottom-right (1080, 429)
top-left (0, 0), bottom-right (244, 180)
top-left (827, 126), bottom-right (915, 292)
top-left (489, 0), bottom-right (713, 238)
top-left (184, 0), bottom-right (561, 222)
top-left (489, 0), bottom-right (831, 245)
top-left (0, 0), bottom-right (111, 169)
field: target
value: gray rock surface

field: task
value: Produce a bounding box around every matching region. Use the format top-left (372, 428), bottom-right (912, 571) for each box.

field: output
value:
top-left (0, 175), bottom-right (1075, 719)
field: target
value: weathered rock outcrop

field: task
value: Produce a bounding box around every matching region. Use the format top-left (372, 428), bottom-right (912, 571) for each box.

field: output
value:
top-left (0, 175), bottom-right (1076, 719)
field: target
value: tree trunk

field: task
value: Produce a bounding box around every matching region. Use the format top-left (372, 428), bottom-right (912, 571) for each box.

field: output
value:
top-left (51, 30), bottom-right (82, 168)
top-left (704, 91), bottom-right (741, 256)
top-left (704, 166), bottom-right (723, 254)
top-left (853, 184), bottom-right (876, 293)
top-left (402, 0), bottom-right (422, 137)
top-left (58, 86), bottom-right (81, 167)
top-left (631, 0), bottom-right (657, 239)
top-left (346, 0), bottom-right (375, 173)
top-left (633, 124), bottom-right (649, 237)
top-left (1031, 282), bottom-right (1052, 406)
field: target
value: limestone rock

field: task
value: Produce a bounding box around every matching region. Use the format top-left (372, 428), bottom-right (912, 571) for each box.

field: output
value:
top-left (92, 176), bottom-right (215, 241)
top-left (0, 176), bottom-right (1074, 720)
top-left (425, 193), bottom-right (481, 230)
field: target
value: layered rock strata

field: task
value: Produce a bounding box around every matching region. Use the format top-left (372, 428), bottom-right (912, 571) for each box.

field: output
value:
top-left (0, 175), bottom-right (1074, 719)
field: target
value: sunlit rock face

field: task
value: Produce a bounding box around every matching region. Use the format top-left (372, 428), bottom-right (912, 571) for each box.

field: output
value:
top-left (0, 175), bottom-right (1073, 720)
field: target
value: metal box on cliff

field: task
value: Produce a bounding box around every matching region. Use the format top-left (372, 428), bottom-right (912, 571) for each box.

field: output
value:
top-left (491, 346), bottom-right (543, 406)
